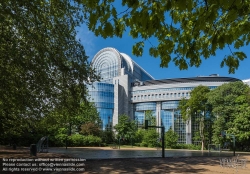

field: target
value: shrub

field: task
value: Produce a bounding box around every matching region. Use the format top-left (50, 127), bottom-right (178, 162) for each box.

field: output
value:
top-left (142, 129), bottom-right (159, 147)
top-left (165, 129), bottom-right (179, 148)
top-left (53, 128), bottom-right (68, 146)
top-left (85, 135), bottom-right (101, 146)
top-left (68, 134), bottom-right (85, 146)
top-left (174, 144), bottom-right (202, 150)
top-left (140, 141), bottom-right (148, 147)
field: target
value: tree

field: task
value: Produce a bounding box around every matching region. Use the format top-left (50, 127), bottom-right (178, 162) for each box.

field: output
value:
top-left (114, 114), bottom-right (136, 142)
top-left (165, 127), bottom-right (179, 148)
top-left (141, 129), bottom-right (159, 148)
top-left (178, 85), bottom-right (211, 150)
top-left (38, 101), bottom-right (101, 145)
top-left (80, 122), bottom-right (100, 136)
top-left (74, 102), bottom-right (101, 128)
top-left (83, 0), bottom-right (250, 73)
top-left (207, 81), bottom-right (250, 149)
top-left (0, 0), bottom-right (98, 144)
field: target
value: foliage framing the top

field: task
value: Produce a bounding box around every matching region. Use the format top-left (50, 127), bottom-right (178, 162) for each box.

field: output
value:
top-left (83, 0), bottom-right (250, 73)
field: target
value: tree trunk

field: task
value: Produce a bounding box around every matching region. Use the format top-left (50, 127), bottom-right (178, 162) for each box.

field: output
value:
top-left (201, 136), bottom-right (204, 151)
top-left (200, 116), bottom-right (205, 151)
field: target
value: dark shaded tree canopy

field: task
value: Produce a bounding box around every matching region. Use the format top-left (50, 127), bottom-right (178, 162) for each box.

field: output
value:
top-left (0, 0), bottom-right (98, 140)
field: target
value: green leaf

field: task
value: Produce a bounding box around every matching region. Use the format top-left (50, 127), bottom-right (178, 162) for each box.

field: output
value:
top-left (234, 51), bottom-right (247, 61)
top-left (132, 41), bottom-right (144, 56)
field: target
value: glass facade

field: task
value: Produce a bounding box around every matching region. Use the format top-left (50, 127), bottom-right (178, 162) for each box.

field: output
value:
top-left (174, 110), bottom-right (186, 144)
top-left (135, 111), bottom-right (145, 127)
top-left (89, 48), bottom-right (154, 131)
top-left (87, 82), bottom-right (114, 130)
top-left (135, 102), bottom-right (156, 111)
top-left (132, 86), bottom-right (217, 95)
top-left (134, 102), bottom-right (156, 127)
top-left (92, 50), bottom-right (120, 83)
top-left (160, 101), bottom-right (186, 143)
top-left (133, 101), bottom-right (187, 143)
top-left (162, 101), bottom-right (179, 110)
top-left (161, 110), bottom-right (173, 131)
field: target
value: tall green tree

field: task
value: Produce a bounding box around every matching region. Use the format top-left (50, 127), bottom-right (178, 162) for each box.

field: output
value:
top-left (0, 0), bottom-right (98, 144)
top-left (82, 0), bottom-right (250, 73)
top-left (207, 81), bottom-right (250, 149)
top-left (114, 114), bottom-right (136, 141)
top-left (178, 85), bottom-right (211, 150)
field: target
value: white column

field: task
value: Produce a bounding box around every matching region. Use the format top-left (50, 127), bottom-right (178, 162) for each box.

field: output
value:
top-left (186, 119), bottom-right (192, 144)
top-left (172, 109), bottom-right (175, 131)
top-left (156, 102), bottom-right (161, 133)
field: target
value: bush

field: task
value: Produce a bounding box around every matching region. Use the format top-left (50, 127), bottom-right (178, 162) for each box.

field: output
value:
top-left (174, 144), bottom-right (202, 150)
top-left (140, 141), bottom-right (148, 147)
top-left (85, 135), bottom-right (101, 146)
top-left (134, 143), bottom-right (141, 147)
top-left (68, 134), bottom-right (85, 146)
top-left (53, 128), bottom-right (68, 146)
top-left (165, 129), bottom-right (178, 148)
top-left (135, 129), bottom-right (145, 143)
top-left (51, 132), bottom-right (102, 147)
top-left (141, 129), bottom-right (159, 147)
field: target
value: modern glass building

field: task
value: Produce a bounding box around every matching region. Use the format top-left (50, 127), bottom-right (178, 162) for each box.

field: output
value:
top-left (131, 77), bottom-right (240, 143)
top-left (88, 47), bottom-right (153, 130)
top-left (88, 47), bottom-right (241, 144)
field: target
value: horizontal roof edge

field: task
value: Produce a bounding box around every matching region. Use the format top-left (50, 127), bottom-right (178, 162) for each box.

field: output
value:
top-left (133, 76), bottom-right (241, 86)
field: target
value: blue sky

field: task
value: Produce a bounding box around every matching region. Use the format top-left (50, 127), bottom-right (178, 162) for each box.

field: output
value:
top-left (76, 25), bottom-right (250, 81)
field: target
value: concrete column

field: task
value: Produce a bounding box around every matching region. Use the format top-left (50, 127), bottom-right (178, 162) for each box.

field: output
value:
top-left (156, 102), bottom-right (161, 133)
top-left (186, 119), bottom-right (192, 144)
top-left (172, 109), bottom-right (175, 131)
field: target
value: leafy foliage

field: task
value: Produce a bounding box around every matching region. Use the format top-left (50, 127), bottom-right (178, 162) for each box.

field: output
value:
top-left (134, 129), bottom-right (145, 144)
top-left (73, 102), bottom-right (101, 130)
top-left (53, 133), bottom-right (101, 147)
top-left (140, 129), bottom-right (159, 148)
top-left (178, 85), bottom-right (211, 150)
top-left (82, 0), bottom-right (250, 73)
top-left (207, 81), bottom-right (250, 147)
top-left (174, 144), bottom-right (202, 150)
top-left (80, 122), bottom-right (101, 136)
top-left (38, 101), bottom-right (101, 146)
top-left (70, 134), bottom-right (102, 147)
top-left (165, 128), bottom-right (179, 148)
top-left (100, 130), bottom-right (115, 144)
top-left (114, 114), bottom-right (136, 140)
top-left (0, 0), bottom-right (98, 144)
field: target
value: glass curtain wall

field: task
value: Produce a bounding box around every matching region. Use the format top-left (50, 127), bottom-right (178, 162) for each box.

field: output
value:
top-left (174, 110), bottom-right (186, 144)
top-left (87, 82), bottom-right (114, 130)
top-left (161, 110), bottom-right (173, 131)
top-left (134, 102), bottom-right (156, 128)
top-left (161, 101), bottom-right (186, 144)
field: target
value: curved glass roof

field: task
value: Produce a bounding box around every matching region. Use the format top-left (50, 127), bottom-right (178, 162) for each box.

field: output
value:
top-left (91, 47), bottom-right (154, 80)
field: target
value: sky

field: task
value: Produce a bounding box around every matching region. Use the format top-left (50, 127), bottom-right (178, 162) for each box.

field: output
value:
top-left (76, 24), bottom-right (250, 81)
